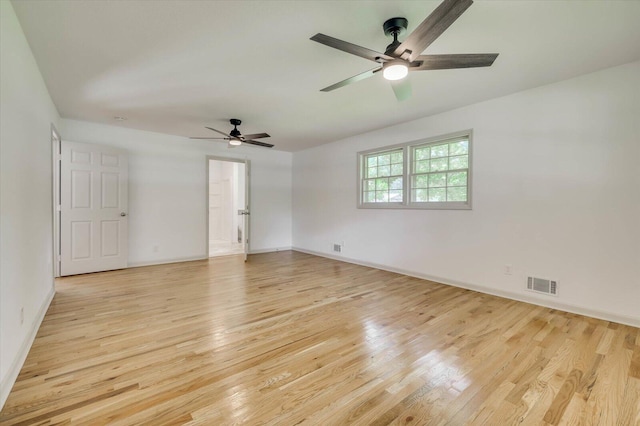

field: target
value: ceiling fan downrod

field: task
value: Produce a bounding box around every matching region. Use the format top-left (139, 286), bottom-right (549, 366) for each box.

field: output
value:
top-left (383, 17), bottom-right (408, 57)
top-left (229, 118), bottom-right (242, 138)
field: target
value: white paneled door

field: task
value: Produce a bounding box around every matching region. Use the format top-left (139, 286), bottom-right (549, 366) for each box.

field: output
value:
top-left (60, 141), bottom-right (128, 276)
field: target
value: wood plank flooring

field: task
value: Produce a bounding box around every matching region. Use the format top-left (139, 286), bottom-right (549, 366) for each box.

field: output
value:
top-left (1, 250), bottom-right (639, 425)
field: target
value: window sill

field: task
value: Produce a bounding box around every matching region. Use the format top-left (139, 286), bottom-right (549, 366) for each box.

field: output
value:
top-left (358, 202), bottom-right (472, 210)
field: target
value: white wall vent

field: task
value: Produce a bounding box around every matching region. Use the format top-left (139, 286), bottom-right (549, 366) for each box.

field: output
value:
top-left (527, 276), bottom-right (558, 296)
top-left (332, 243), bottom-right (342, 253)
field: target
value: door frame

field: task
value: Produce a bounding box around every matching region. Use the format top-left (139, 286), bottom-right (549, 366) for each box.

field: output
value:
top-left (51, 124), bottom-right (61, 277)
top-left (205, 156), bottom-right (250, 258)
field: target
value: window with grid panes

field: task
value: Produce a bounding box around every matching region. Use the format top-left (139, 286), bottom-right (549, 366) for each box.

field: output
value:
top-left (358, 131), bottom-right (471, 210)
top-left (411, 137), bottom-right (469, 205)
top-left (362, 149), bottom-right (404, 204)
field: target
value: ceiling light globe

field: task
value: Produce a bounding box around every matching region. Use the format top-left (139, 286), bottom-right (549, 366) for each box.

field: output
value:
top-left (383, 62), bottom-right (409, 81)
top-left (229, 139), bottom-right (242, 146)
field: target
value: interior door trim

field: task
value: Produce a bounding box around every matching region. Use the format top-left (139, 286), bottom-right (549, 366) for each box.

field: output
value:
top-left (51, 123), bottom-right (61, 278)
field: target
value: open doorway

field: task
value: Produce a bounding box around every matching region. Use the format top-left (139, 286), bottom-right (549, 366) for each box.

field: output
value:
top-left (207, 157), bottom-right (248, 258)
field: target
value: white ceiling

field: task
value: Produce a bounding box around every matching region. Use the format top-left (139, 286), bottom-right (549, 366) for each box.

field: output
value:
top-left (12, 0), bottom-right (640, 152)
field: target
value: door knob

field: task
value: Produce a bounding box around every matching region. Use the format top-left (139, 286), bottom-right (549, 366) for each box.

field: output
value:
top-left (120, 212), bottom-right (127, 217)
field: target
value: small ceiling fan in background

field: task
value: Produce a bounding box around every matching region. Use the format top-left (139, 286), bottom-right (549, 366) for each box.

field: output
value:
top-left (310, 0), bottom-right (498, 101)
top-left (190, 119), bottom-right (274, 148)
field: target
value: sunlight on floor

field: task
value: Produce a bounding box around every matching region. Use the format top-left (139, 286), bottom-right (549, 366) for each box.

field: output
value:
top-left (209, 240), bottom-right (244, 257)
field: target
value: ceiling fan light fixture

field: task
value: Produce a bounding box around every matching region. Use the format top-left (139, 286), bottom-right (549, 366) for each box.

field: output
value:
top-left (383, 61), bottom-right (409, 81)
top-left (229, 139), bottom-right (242, 146)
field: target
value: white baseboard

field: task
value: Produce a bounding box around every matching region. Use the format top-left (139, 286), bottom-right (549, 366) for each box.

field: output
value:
top-left (249, 246), bottom-right (292, 255)
top-left (0, 286), bottom-right (55, 410)
top-left (127, 255), bottom-right (207, 268)
top-left (292, 247), bottom-right (640, 328)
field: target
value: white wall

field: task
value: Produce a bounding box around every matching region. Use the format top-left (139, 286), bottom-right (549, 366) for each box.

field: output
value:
top-left (293, 61), bottom-right (640, 326)
top-left (60, 119), bottom-right (292, 265)
top-left (0, 1), bottom-right (59, 406)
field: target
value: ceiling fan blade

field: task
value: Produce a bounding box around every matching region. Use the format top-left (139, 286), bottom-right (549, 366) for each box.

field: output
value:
top-left (391, 78), bottom-right (412, 102)
top-left (205, 126), bottom-right (231, 137)
top-left (412, 53), bottom-right (498, 70)
top-left (190, 137), bottom-right (229, 140)
top-left (241, 133), bottom-right (270, 140)
top-left (243, 139), bottom-right (274, 148)
top-left (320, 67), bottom-right (380, 92)
top-left (311, 33), bottom-right (392, 63)
top-left (394, 0), bottom-right (473, 62)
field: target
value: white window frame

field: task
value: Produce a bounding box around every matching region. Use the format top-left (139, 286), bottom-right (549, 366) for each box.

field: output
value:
top-left (357, 130), bottom-right (472, 210)
top-left (359, 146), bottom-right (407, 207)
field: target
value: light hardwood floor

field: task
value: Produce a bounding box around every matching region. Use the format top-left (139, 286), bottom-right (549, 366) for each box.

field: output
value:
top-left (1, 251), bottom-right (639, 425)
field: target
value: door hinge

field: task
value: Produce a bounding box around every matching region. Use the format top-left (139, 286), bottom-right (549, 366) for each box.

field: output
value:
top-left (57, 205), bottom-right (61, 211)
top-left (57, 255), bottom-right (61, 261)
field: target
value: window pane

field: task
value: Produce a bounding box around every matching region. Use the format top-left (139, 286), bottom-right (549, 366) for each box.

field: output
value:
top-left (429, 188), bottom-right (446, 202)
top-left (428, 173), bottom-right (446, 187)
top-left (413, 174), bottom-right (428, 188)
top-left (391, 151), bottom-right (403, 164)
top-left (375, 178), bottom-right (388, 191)
top-left (367, 167), bottom-right (377, 178)
top-left (391, 163), bottom-right (403, 176)
top-left (378, 154), bottom-right (391, 166)
top-left (430, 158), bottom-right (448, 171)
top-left (378, 165), bottom-right (390, 177)
top-left (389, 190), bottom-right (402, 202)
top-left (415, 160), bottom-right (429, 173)
top-left (414, 189), bottom-right (428, 202)
top-left (390, 177), bottom-right (402, 190)
top-left (364, 191), bottom-right (375, 203)
top-left (449, 140), bottom-right (468, 155)
top-left (415, 148), bottom-right (430, 160)
top-left (367, 156), bottom-right (377, 168)
top-left (449, 155), bottom-right (468, 170)
top-left (430, 144), bottom-right (448, 158)
top-left (447, 186), bottom-right (467, 202)
top-left (366, 179), bottom-right (375, 191)
top-left (376, 191), bottom-right (388, 202)
top-left (447, 171), bottom-right (467, 187)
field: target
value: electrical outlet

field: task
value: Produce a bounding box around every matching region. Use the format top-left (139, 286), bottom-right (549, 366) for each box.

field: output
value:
top-left (504, 264), bottom-right (513, 275)
top-left (20, 307), bottom-right (24, 325)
